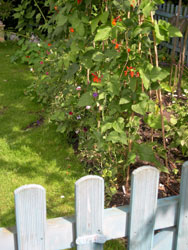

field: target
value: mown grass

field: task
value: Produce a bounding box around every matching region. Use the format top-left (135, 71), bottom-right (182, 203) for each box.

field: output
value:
top-left (0, 41), bottom-right (85, 227)
top-left (0, 41), bottom-right (125, 249)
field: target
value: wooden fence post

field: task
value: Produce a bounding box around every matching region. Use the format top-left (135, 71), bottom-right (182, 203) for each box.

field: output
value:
top-left (14, 184), bottom-right (46, 250)
top-left (175, 161), bottom-right (188, 250)
top-left (128, 166), bottom-right (159, 250)
top-left (75, 175), bottom-right (107, 250)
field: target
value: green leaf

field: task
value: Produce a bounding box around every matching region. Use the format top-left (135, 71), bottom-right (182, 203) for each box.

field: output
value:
top-left (145, 113), bottom-right (162, 129)
top-left (98, 92), bottom-right (105, 100)
top-left (168, 26), bottom-right (182, 37)
top-left (57, 15), bottom-right (68, 27)
top-left (36, 13), bottom-right (41, 23)
top-left (119, 98), bottom-right (130, 104)
top-left (129, 77), bottom-right (137, 91)
top-left (142, 2), bottom-right (155, 17)
top-left (154, 21), bottom-right (165, 42)
top-left (106, 131), bottom-right (127, 144)
top-left (139, 68), bottom-right (150, 90)
top-left (107, 75), bottom-right (120, 96)
top-left (92, 51), bottom-right (104, 62)
top-left (117, 117), bottom-right (124, 124)
top-left (160, 82), bottom-right (172, 92)
top-left (66, 63), bottom-right (79, 78)
top-left (76, 23), bottom-right (85, 36)
top-left (132, 101), bottom-right (147, 115)
top-left (113, 121), bottom-right (124, 133)
top-left (170, 116), bottom-right (177, 125)
top-left (91, 17), bottom-right (100, 33)
top-left (94, 26), bottom-right (111, 42)
top-left (77, 92), bottom-right (94, 107)
top-left (150, 67), bottom-right (169, 82)
top-left (134, 143), bottom-right (157, 163)
top-left (100, 11), bottom-right (109, 24)
top-left (101, 122), bottom-right (113, 133)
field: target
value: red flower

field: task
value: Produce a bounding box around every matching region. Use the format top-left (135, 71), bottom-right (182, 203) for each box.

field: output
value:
top-left (54, 6), bottom-right (58, 11)
top-left (26, 56), bottom-right (30, 58)
top-left (130, 71), bottom-right (134, 78)
top-left (69, 111), bottom-right (73, 115)
top-left (124, 71), bottom-right (128, 76)
top-left (115, 43), bottom-right (120, 50)
top-left (127, 48), bottom-right (131, 53)
top-left (131, 4), bottom-right (134, 8)
top-left (48, 43), bottom-right (52, 46)
top-left (77, 0), bottom-right (82, 4)
top-left (91, 73), bottom-right (102, 83)
top-left (70, 27), bottom-right (74, 33)
top-left (116, 16), bottom-right (122, 21)
top-left (112, 19), bottom-right (117, 26)
top-left (112, 16), bottom-right (122, 26)
top-left (136, 72), bottom-right (140, 78)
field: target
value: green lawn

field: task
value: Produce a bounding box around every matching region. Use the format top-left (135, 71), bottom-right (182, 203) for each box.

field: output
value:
top-left (0, 41), bottom-right (86, 227)
top-left (0, 41), bottom-right (125, 249)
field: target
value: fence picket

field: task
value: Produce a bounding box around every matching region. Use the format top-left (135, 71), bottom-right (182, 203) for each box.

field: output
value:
top-left (175, 161), bottom-right (188, 250)
top-left (14, 185), bottom-right (46, 250)
top-left (75, 176), bottom-right (106, 250)
top-left (128, 166), bottom-right (159, 250)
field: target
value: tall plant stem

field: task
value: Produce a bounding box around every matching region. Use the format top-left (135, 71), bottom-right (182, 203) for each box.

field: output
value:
top-left (150, 12), bottom-right (168, 168)
top-left (177, 26), bottom-right (188, 96)
top-left (33, 0), bottom-right (47, 23)
top-left (169, 0), bottom-right (182, 86)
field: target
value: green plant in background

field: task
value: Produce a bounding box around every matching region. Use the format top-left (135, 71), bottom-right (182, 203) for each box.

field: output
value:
top-left (166, 97), bottom-right (188, 156)
top-left (0, 0), bottom-right (14, 21)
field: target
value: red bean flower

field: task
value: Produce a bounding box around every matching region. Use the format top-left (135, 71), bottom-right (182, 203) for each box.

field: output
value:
top-left (69, 111), bottom-right (73, 115)
top-left (77, 0), bottom-right (82, 4)
top-left (127, 48), bottom-right (131, 53)
top-left (112, 19), bottom-right (117, 26)
top-left (69, 27), bottom-right (74, 33)
top-left (91, 73), bottom-right (102, 83)
top-left (112, 16), bottom-right (122, 26)
top-left (115, 43), bottom-right (120, 50)
top-left (130, 71), bottom-right (134, 78)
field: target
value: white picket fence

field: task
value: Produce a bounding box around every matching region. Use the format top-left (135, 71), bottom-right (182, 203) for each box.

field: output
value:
top-left (0, 161), bottom-right (188, 250)
top-left (155, 3), bottom-right (188, 65)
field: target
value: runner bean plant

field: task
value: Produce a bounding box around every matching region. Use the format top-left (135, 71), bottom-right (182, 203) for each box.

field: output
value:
top-left (14, 0), bottom-right (185, 193)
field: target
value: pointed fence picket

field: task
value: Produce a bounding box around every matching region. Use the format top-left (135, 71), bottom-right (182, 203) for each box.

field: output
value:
top-left (0, 162), bottom-right (188, 250)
